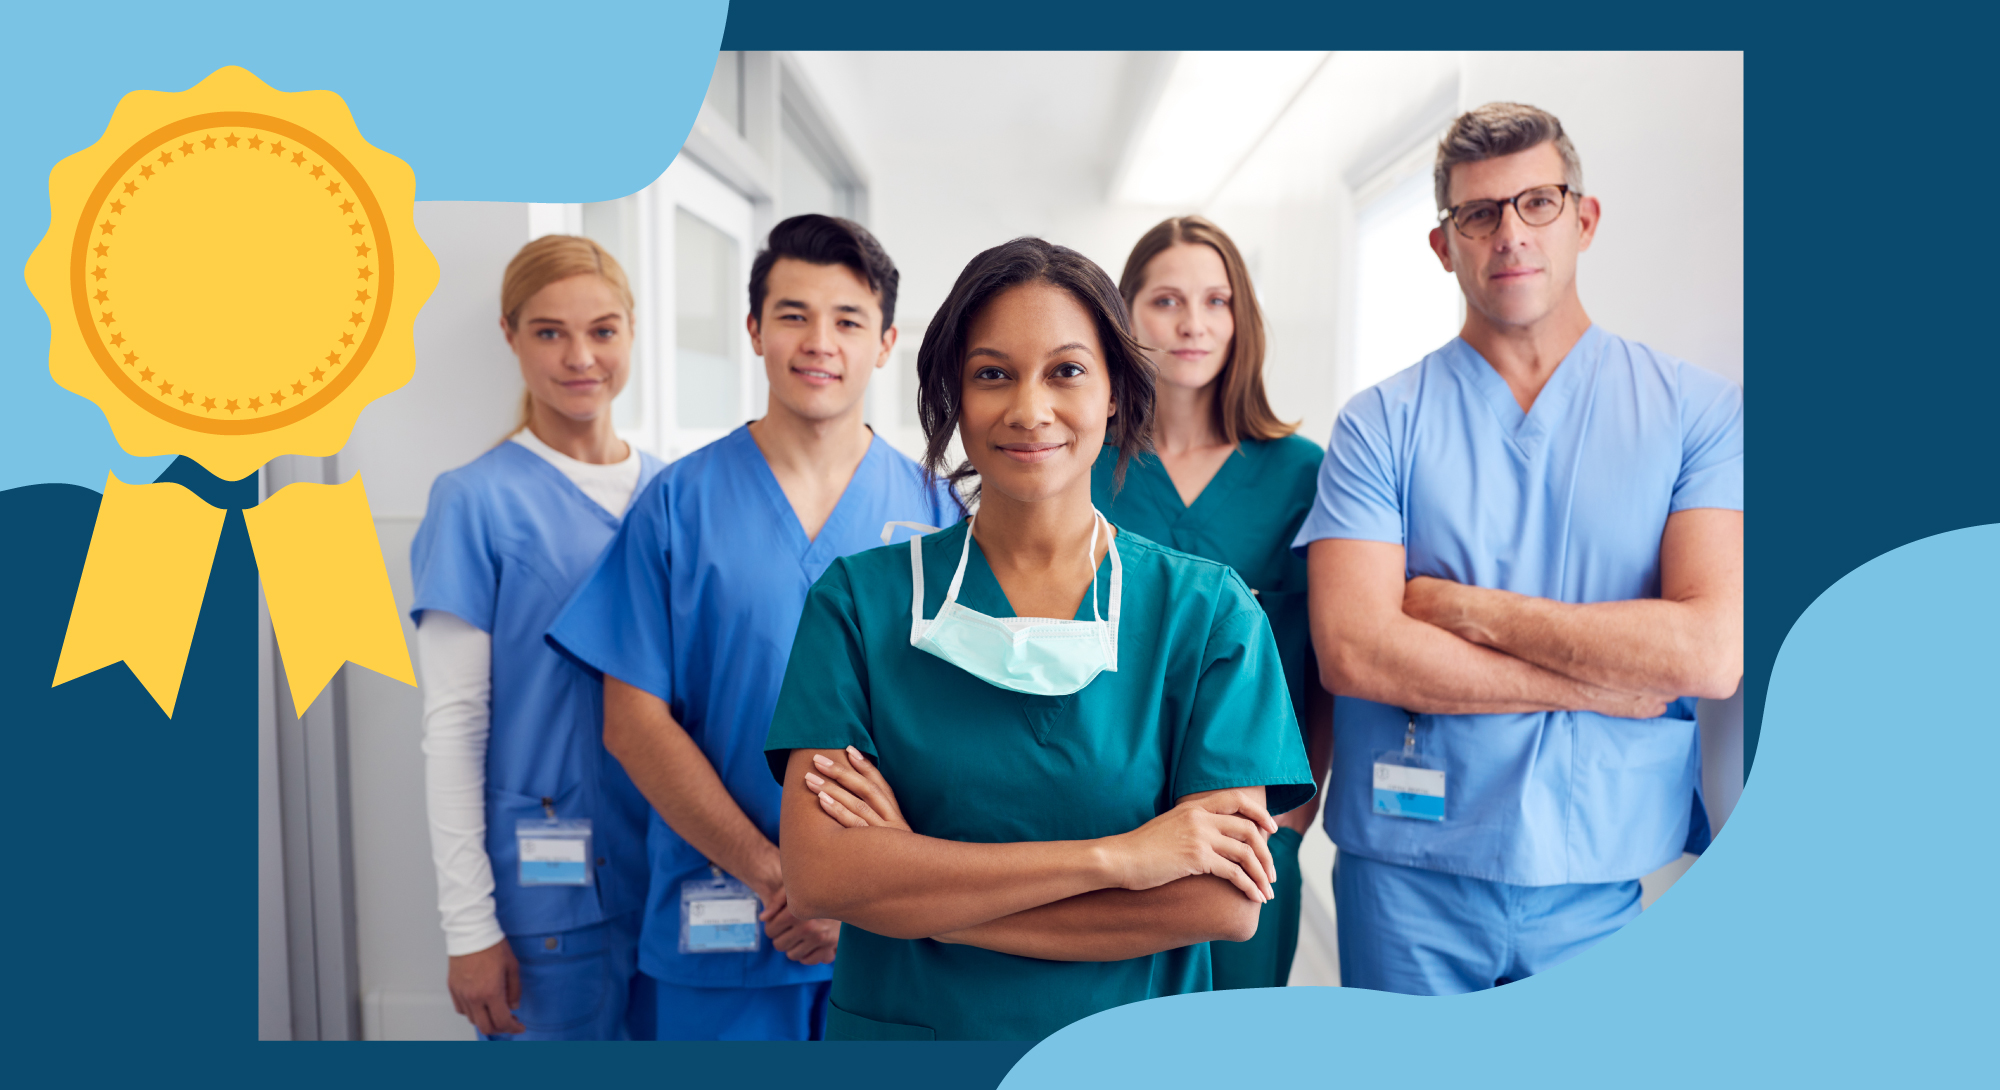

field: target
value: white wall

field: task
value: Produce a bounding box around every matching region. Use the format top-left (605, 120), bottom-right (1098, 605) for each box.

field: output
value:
top-left (789, 52), bottom-right (1188, 461)
top-left (337, 200), bottom-right (533, 1039)
top-left (1206, 51), bottom-right (1742, 456)
top-left (1460, 52), bottom-right (1743, 385)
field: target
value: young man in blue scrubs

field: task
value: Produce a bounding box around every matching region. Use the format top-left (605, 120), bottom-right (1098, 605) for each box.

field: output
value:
top-left (546, 215), bottom-right (960, 1038)
top-left (1297, 103), bottom-right (1744, 995)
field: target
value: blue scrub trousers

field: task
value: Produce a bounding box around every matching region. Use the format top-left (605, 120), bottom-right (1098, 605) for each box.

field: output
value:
top-left (649, 977), bottom-right (830, 1041)
top-left (1334, 851), bottom-right (1641, 996)
top-left (480, 911), bottom-right (649, 1040)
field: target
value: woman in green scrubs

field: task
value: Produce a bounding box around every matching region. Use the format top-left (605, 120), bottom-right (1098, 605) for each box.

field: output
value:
top-left (1094, 216), bottom-right (1333, 990)
top-left (764, 237), bottom-right (1314, 1041)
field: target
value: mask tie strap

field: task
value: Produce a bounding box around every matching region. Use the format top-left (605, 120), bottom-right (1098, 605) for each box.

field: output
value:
top-left (1084, 512), bottom-right (1103, 623)
top-left (942, 511), bottom-right (977, 611)
top-left (1102, 511), bottom-right (1122, 670)
top-left (909, 534), bottom-right (927, 640)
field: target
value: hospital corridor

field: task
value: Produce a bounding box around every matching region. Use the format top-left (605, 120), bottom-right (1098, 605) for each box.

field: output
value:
top-left (255, 50), bottom-right (1744, 1040)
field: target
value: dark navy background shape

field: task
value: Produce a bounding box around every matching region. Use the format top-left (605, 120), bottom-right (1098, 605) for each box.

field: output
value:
top-left (3, 0), bottom-right (1997, 1086)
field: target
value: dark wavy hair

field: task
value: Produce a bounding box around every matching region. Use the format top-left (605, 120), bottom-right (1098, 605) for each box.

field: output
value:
top-left (748, 214), bottom-right (899, 332)
top-left (916, 237), bottom-right (1157, 495)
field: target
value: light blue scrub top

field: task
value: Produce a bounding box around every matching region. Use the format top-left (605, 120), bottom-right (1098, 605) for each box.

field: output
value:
top-left (545, 425), bottom-right (961, 989)
top-left (1293, 326), bottom-right (1743, 886)
top-left (408, 441), bottom-right (666, 938)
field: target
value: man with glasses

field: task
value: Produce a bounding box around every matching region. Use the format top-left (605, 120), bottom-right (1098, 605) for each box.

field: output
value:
top-left (1295, 102), bottom-right (1743, 994)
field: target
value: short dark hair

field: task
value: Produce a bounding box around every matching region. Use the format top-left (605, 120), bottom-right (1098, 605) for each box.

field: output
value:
top-left (916, 237), bottom-right (1157, 495)
top-left (747, 214), bottom-right (899, 333)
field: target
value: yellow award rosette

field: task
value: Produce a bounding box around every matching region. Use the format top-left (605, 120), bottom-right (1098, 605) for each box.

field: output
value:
top-left (25, 66), bottom-right (438, 716)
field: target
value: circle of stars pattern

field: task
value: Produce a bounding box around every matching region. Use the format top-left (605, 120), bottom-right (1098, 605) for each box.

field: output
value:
top-left (86, 126), bottom-right (382, 420)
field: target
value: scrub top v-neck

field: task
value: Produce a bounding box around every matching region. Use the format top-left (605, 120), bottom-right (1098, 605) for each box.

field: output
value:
top-left (1092, 434), bottom-right (1322, 722)
top-left (764, 520), bottom-right (1315, 1041)
top-left (1293, 326), bottom-right (1744, 887)
top-left (545, 425), bottom-right (961, 990)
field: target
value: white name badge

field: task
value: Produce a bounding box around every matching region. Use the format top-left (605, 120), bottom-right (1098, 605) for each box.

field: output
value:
top-left (1373, 751), bottom-right (1446, 822)
top-left (681, 870), bottom-right (762, 954)
top-left (516, 817), bottom-right (593, 886)
top-left (689, 898), bottom-right (758, 927)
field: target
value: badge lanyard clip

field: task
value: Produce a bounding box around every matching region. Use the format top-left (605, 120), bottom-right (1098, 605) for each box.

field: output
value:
top-left (1373, 712), bottom-right (1447, 822)
top-left (681, 861), bottom-right (762, 954)
top-left (516, 798), bottom-right (593, 887)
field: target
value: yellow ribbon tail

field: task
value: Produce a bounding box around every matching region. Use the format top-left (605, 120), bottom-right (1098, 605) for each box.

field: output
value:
top-left (53, 473), bottom-right (228, 717)
top-left (245, 473), bottom-right (415, 717)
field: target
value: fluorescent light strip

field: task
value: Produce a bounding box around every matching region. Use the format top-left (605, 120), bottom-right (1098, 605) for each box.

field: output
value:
top-left (1113, 51), bottom-right (1329, 207)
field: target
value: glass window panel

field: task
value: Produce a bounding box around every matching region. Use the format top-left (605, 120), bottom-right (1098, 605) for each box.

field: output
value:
top-left (675, 207), bottom-right (741, 429)
top-left (582, 198), bottom-right (644, 431)
top-left (1354, 174), bottom-right (1462, 392)
top-left (778, 112), bottom-right (843, 222)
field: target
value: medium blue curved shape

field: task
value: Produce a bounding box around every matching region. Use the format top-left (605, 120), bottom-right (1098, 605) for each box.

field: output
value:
top-left (1004, 524), bottom-right (1999, 1087)
top-left (2, 1), bottom-right (726, 492)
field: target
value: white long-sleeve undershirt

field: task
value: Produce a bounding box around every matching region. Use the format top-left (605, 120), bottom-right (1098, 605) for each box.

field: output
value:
top-left (416, 432), bottom-right (641, 956)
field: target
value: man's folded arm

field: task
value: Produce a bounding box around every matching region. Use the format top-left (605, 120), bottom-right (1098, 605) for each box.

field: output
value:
top-left (1309, 538), bottom-right (1667, 719)
top-left (1400, 508), bottom-right (1743, 701)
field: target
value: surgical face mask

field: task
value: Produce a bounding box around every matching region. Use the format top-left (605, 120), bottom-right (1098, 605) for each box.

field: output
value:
top-left (908, 510), bottom-right (1120, 697)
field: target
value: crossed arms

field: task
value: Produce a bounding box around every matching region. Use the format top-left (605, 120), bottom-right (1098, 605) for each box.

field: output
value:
top-left (777, 747), bottom-right (1278, 962)
top-left (1309, 507), bottom-right (1743, 716)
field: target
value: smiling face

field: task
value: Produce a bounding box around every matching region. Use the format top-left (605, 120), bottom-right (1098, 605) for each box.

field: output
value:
top-left (958, 282), bottom-right (1116, 506)
top-left (748, 257), bottom-right (896, 424)
top-left (1429, 141), bottom-right (1600, 333)
top-left (1131, 242), bottom-right (1235, 394)
top-left (503, 273), bottom-right (631, 423)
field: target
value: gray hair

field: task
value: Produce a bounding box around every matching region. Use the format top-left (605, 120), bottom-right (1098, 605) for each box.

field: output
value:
top-left (1434, 102), bottom-right (1584, 213)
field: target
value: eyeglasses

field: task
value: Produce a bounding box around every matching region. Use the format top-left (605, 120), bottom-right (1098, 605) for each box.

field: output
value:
top-left (1439, 184), bottom-right (1576, 239)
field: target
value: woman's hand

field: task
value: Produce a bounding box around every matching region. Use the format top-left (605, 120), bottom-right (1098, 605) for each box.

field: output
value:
top-left (447, 938), bottom-right (524, 1036)
top-left (802, 745), bottom-right (912, 833)
top-left (1103, 789), bottom-right (1278, 904)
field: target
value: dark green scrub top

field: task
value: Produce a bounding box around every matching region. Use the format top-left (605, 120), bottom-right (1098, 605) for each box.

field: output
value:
top-left (764, 520), bottom-right (1314, 1041)
top-left (1092, 435), bottom-right (1324, 725)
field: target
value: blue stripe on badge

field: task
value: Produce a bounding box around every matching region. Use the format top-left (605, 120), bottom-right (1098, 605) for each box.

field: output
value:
top-left (689, 923), bottom-right (759, 951)
top-left (521, 860), bottom-right (589, 885)
top-left (1374, 788), bottom-right (1445, 821)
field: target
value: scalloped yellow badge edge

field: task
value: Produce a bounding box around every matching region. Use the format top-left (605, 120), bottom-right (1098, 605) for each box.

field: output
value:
top-left (23, 65), bottom-right (438, 481)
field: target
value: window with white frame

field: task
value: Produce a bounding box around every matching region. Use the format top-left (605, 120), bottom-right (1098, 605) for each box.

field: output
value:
top-left (1352, 172), bottom-right (1462, 393)
top-left (564, 52), bottom-right (869, 460)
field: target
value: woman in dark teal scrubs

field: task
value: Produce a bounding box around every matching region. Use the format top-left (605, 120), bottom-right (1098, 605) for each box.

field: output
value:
top-left (1094, 216), bottom-right (1333, 990)
top-left (764, 238), bottom-right (1314, 1041)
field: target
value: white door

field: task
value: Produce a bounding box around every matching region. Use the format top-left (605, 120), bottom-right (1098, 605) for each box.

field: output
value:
top-left (582, 157), bottom-right (759, 461)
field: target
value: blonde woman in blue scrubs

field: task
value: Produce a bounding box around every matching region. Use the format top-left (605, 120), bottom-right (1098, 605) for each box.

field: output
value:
top-left (1094, 216), bottom-right (1333, 989)
top-left (763, 238), bottom-right (1314, 1041)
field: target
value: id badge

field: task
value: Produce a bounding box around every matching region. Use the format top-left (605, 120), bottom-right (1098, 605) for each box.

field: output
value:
top-left (516, 816), bottom-right (592, 886)
top-left (680, 869), bottom-right (761, 954)
top-left (1373, 750), bottom-right (1446, 821)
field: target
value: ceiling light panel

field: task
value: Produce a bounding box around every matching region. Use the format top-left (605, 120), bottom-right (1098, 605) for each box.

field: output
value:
top-left (1112, 51), bottom-right (1329, 207)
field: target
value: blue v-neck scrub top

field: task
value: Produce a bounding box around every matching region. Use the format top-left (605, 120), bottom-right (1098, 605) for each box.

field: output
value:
top-left (545, 426), bottom-right (960, 991)
top-left (1293, 326), bottom-right (1744, 886)
top-left (408, 441), bottom-right (666, 938)
top-left (764, 521), bottom-right (1316, 1041)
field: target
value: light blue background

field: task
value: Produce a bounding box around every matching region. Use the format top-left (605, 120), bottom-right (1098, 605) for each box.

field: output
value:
top-left (1008, 524), bottom-right (1999, 1086)
top-left (1, 0), bottom-right (725, 492)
